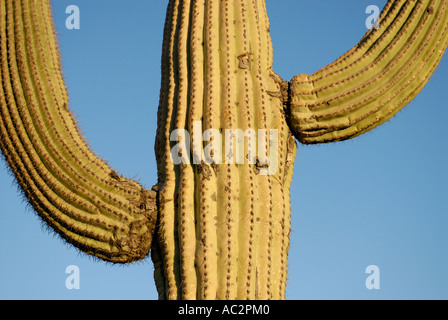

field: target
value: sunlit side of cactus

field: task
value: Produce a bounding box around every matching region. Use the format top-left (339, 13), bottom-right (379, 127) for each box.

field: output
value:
top-left (0, 0), bottom-right (157, 263)
top-left (152, 0), bottom-right (296, 300)
top-left (0, 0), bottom-right (447, 300)
top-left (287, 0), bottom-right (448, 144)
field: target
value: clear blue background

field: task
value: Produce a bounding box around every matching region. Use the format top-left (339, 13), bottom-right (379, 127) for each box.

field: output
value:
top-left (1, 0), bottom-right (447, 300)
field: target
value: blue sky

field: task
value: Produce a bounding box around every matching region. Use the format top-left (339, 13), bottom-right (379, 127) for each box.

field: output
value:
top-left (1, 0), bottom-right (447, 300)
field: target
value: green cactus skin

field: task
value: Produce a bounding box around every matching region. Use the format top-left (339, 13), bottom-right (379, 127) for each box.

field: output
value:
top-left (152, 0), bottom-right (448, 300)
top-left (0, 0), bottom-right (157, 263)
top-left (153, 0), bottom-right (296, 300)
top-left (0, 0), bottom-right (447, 300)
top-left (288, 0), bottom-right (448, 144)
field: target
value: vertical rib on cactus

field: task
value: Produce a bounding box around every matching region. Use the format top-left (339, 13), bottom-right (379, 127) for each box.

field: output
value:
top-left (0, 0), bottom-right (157, 263)
top-left (287, 0), bottom-right (448, 144)
top-left (153, 0), bottom-right (296, 300)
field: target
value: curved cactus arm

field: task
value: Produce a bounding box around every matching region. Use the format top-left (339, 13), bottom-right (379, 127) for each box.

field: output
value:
top-left (0, 0), bottom-right (157, 263)
top-left (287, 0), bottom-right (448, 144)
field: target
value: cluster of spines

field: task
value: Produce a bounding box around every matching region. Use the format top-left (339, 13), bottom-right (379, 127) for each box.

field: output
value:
top-left (0, 0), bottom-right (156, 263)
top-left (288, 0), bottom-right (448, 144)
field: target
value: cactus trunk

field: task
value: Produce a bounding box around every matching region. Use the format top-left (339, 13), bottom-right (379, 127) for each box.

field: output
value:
top-left (152, 0), bottom-right (296, 300)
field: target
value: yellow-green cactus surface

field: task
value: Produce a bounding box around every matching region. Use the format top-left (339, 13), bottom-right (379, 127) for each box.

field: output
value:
top-left (0, 0), bottom-right (447, 300)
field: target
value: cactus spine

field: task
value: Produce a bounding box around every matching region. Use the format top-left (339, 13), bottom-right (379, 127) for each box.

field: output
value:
top-left (0, 0), bottom-right (447, 300)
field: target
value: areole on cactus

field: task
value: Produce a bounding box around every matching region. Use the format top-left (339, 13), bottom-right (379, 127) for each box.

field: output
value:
top-left (0, 0), bottom-right (447, 300)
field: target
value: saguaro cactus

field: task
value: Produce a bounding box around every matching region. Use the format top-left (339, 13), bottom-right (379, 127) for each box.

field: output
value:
top-left (0, 0), bottom-right (447, 300)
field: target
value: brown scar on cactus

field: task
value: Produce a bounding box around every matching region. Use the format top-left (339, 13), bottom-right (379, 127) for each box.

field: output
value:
top-left (197, 161), bottom-right (213, 181)
top-left (1, 0), bottom-right (447, 300)
top-left (237, 53), bottom-right (253, 70)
